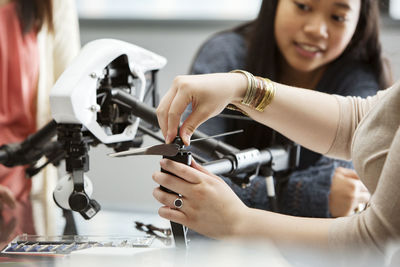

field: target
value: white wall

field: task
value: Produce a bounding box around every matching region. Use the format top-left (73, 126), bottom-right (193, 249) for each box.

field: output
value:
top-left (78, 18), bottom-right (400, 213)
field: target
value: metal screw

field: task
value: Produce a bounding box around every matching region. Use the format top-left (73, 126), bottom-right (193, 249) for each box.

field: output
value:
top-left (90, 104), bottom-right (100, 112)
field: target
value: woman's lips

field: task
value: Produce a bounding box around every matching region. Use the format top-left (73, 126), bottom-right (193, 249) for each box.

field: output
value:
top-left (294, 41), bottom-right (324, 58)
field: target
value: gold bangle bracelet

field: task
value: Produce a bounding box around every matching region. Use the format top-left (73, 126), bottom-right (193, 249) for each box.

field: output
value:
top-left (230, 69), bottom-right (254, 105)
top-left (256, 78), bottom-right (276, 112)
top-left (228, 70), bottom-right (276, 112)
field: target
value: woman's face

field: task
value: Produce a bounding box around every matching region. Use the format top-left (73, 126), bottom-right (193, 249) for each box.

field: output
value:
top-left (274, 0), bottom-right (361, 73)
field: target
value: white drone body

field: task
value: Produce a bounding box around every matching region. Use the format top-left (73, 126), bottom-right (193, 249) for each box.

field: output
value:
top-left (50, 38), bottom-right (166, 144)
top-left (50, 39), bottom-right (166, 214)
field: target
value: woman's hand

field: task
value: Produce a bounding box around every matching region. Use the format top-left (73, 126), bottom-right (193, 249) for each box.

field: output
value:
top-left (0, 185), bottom-right (16, 210)
top-left (156, 73), bottom-right (246, 145)
top-left (329, 167), bottom-right (370, 217)
top-left (152, 158), bottom-right (248, 239)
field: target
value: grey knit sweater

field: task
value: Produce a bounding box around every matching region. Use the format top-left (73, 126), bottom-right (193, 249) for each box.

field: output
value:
top-left (190, 31), bottom-right (379, 218)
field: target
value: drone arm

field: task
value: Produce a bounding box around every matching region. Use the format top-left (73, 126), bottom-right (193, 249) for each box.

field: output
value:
top-left (202, 149), bottom-right (270, 175)
top-left (111, 89), bottom-right (242, 155)
top-left (109, 88), bottom-right (300, 174)
top-left (0, 120), bottom-right (58, 168)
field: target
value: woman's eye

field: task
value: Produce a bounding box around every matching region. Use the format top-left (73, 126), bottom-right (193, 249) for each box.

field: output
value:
top-left (332, 15), bottom-right (347, 22)
top-left (295, 2), bottom-right (311, 11)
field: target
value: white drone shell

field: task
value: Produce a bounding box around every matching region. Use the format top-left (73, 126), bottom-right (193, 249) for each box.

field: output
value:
top-left (50, 39), bottom-right (167, 144)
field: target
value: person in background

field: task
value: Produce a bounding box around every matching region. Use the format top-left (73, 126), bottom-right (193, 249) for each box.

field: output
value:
top-left (0, 0), bottom-right (80, 237)
top-left (188, 0), bottom-right (392, 218)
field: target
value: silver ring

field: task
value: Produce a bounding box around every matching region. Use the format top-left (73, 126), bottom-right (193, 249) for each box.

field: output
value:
top-left (173, 197), bottom-right (183, 209)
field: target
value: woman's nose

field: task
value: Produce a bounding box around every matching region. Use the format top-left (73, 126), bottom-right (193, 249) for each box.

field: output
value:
top-left (303, 14), bottom-right (329, 39)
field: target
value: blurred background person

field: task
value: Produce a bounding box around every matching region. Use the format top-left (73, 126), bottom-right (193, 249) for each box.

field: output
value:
top-left (188, 0), bottom-right (392, 219)
top-left (0, 0), bottom-right (80, 237)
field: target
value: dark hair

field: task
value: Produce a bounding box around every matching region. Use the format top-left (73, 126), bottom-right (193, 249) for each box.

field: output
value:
top-left (15, 0), bottom-right (53, 34)
top-left (237, 0), bottom-right (392, 89)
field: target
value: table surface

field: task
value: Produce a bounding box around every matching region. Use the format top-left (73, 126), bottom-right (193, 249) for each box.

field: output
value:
top-left (0, 198), bottom-right (397, 267)
top-left (0, 198), bottom-right (176, 263)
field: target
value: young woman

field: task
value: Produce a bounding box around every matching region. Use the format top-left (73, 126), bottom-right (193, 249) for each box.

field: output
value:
top-left (188, 0), bottom-right (391, 218)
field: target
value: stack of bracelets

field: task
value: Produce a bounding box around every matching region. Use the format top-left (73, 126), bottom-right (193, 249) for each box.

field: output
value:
top-left (228, 69), bottom-right (276, 112)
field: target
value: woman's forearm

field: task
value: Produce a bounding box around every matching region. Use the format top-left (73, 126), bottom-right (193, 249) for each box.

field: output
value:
top-left (157, 73), bottom-right (340, 151)
top-left (235, 82), bottom-right (340, 155)
top-left (234, 207), bottom-right (332, 245)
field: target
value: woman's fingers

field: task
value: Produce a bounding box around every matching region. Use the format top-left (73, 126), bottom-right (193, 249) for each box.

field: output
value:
top-left (158, 206), bottom-right (188, 226)
top-left (357, 191), bottom-right (371, 204)
top-left (330, 167), bottom-right (372, 217)
top-left (152, 171), bottom-right (191, 196)
top-left (153, 159), bottom-right (224, 196)
top-left (156, 83), bottom-right (179, 142)
top-left (191, 158), bottom-right (221, 180)
top-left (167, 89), bottom-right (193, 145)
top-left (336, 167), bottom-right (359, 179)
top-left (179, 110), bottom-right (211, 146)
top-left (159, 159), bottom-right (203, 184)
top-left (153, 188), bottom-right (190, 226)
top-left (190, 158), bottom-right (209, 174)
top-left (152, 156), bottom-right (248, 238)
top-left (153, 187), bottom-right (182, 209)
top-left (152, 159), bottom-right (207, 197)
top-left (157, 75), bottom-right (200, 145)
top-left (157, 73), bottom-right (242, 145)
top-left (343, 169), bottom-right (370, 195)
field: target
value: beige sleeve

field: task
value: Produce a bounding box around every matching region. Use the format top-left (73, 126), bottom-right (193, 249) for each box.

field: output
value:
top-left (51, 0), bottom-right (81, 81)
top-left (36, 0), bottom-right (81, 128)
top-left (329, 126), bottom-right (400, 252)
top-left (326, 91), bottom-right (385, 160)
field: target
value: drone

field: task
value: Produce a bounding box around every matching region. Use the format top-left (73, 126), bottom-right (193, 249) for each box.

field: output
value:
top-left (0, 39), bottom-right (299, 248)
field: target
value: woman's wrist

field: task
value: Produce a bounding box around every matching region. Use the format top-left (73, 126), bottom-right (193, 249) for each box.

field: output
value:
top-left (230, 72), bottom-right (248, 103)
top-left (230, 206), bottom-right (253, 238)
top-left (228, 70), bottom-right (276, 112)
top-left (225, 72), bottom-right (248, 113)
